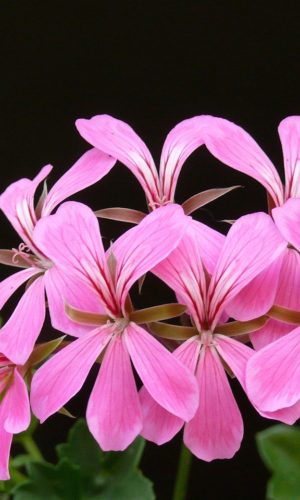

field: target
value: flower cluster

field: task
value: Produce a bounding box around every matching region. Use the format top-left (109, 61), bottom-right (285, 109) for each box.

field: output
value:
top-left (1, 114), bottom-right (300, 478)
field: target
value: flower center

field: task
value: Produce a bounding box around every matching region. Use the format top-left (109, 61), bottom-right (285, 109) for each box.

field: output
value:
top-left (200, 330), bottom-right (214, 346)
top-left (113, 317), bottom-right (130, 334)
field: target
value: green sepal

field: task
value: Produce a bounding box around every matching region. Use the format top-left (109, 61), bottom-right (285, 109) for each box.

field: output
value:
top-left (215, 315), bottom-right (268, 336)
top-left (182, 185), bottom-right (241, 215)
top-left (267, 304), bottom-right (300, 325)
top-left (22, 336), bottom-right (66, 373)
top-left (0, 250), bottom-right (31, 268)
top-left (65, 303), bottom-right (110, 325)
top-left (130, 303), bottom-right (186, 324)
top-left (58, 407), bottom-right (75, 418)
top-left (94, 207), bottom-right (146, 224)
top-left (149, 321), bottom-right (198, 340)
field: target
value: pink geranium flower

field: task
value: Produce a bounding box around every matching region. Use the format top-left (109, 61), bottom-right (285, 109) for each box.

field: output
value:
top-left (0, 149), bottom-right (115, 364)
top-left (30, 201), bottom-right (198, 451)
top-left (247, 198), bottom-right (300, 421)
top-left (75, 114), bottom-right (230, 274)
top-left (0, 355), bottom-right (30, 479)
top-left (76, 114), bottom-right (227, 209)
top-left (200, 116), bottom-right (300, 423)
top-left (140, 212), bottom-right (287, 460)
top-left (202, 116), bottom-right (300, 348)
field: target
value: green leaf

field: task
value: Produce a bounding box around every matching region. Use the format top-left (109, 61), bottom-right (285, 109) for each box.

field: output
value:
top-left (100, 435), bottom-right (146, 477)
top-left (11, 454), bottom-right (35, 469)
top-left (57, 419), bottom-right (153, 498)
top-left (57, 419), bottom-right (104, 478)
top-left (257, 424), bottom-right (300, 499)
top-left (98, 469), bottom-right (155, 500)
top-left (13, 459), bottom-right (81, 500)
top-left (11, 419), bottom-right (154, 500)
top-left (57, 419), bottom-right (146, 478)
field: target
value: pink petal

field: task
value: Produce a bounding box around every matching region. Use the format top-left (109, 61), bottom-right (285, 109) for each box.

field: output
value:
top-left (31, 325), bottom-right (113, 422)
top-left (0, 428), bottom-right (12, 480)
top-left (0, 267), bottom-right (40, 309)
top-left (273, 249), bottom-right (300, 309)
top-left (159, 116), bottom-right (211, 202)
top-left (215, 334), bottom-right (253, 390)
top-left (216, 334), bottom-right (300, 424)
top-left (247, 326), bottom-right (300, 413)
top-left (0, 165), bottom-right (52, 250)
top-left (111, 204), bottom-right (188, 311)
top-left (76, 115), bottom-right (161, 206)
top-left (190, 219), bottom-right (225, 274)
top-left (0, 369), bottom-right (30, 433)
top-left (207, 212), bottom-right (286, 329)
top-left (124, 323), bottom-right (198, 421)
top-left (261, 400), bottom-right (300, 425)
top-left (203, 116), bottom-right (284, 206)
top-left (45, 266), bottom-right (105, 337)
top-left (278, 116), bottom-right (300, 198)
top-left (42, 149), bottom-right (116, 216)
top-left (153, 221), bottom-right (208, 330)
top-left (273, 198), bottom-right (300, 251)
top-left (251, 320), bottom-right (294, 350)
top-left (184, 346), bottom-right (243, 461)
top-left (225, 256), bottom-right (283, 321)
top-left (0, 276), bottom-right (46, 365)
top-left (87, 334), bottom-right (142, 451)
top-left (251, 248), bottom-right (300, 349)
top-left (140, 337), bottom-right (200, 444)
top-left (140, 388), bottom-right (184, 445)
top-left (33, 202), bottom-right (118, 316)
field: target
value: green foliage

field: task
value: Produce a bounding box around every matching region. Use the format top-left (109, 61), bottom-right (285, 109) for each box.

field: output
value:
top-left (0, 419), bottom-right (154, 499)
top-left (13, 459), bottom-right (81, 500)
top-left (257, 424), bottom-right (300, 499)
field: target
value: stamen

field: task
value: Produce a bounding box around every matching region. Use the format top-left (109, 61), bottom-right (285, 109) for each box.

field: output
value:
top-left (12, 243), bottom-right (33, 265)
top-left (11, 242), bottom-right (49, 269)
top-left (148, 196), bottom-right (171, 210)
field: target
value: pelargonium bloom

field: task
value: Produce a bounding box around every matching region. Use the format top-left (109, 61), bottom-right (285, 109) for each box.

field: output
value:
top-left (247, 198), bottom-right (300, 421)
top-left (201, 116), bottom-right (300, 348)
top-left (0, 355), bottom-right (30, 479)
top-left (140, 212), bottom-right (287, 460)
top-left (75, 114), bottom-right (236, 210)
top-left (75, 114), bottom-right (229, 274)
top-left (0, 149), bottom-right (115, 364)
top-left (30, 201), bottom-right (198, 451)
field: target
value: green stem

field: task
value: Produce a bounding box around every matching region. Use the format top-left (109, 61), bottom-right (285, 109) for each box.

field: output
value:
top-left (19, 435), bottom-right (43, 461)
top-left (172, 442), bottom-right (193, 500)
top-left (9, 467), bottom-right (27, 484)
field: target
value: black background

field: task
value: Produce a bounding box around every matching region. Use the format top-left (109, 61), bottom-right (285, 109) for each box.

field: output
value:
top-left (1, 1), bottom-right (299, 499)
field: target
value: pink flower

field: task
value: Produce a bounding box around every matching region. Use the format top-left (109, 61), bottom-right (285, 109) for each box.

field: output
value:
top-left (30, 201), bottom-right (199, 451)
top-left (201, 116), bottom-right (300, 349)
top-left (140, 212), bottom-right (287, 460)
top-left (247, 198), bottom-right (300, 422)
top-left (76, 114), bottom-right (215, 208)
top-left (0, 355), bottom-right (30, 479)
top-left (0, 149), bottom-right (116, 364)
top-left (75, 114), bottom-right (228, 274)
